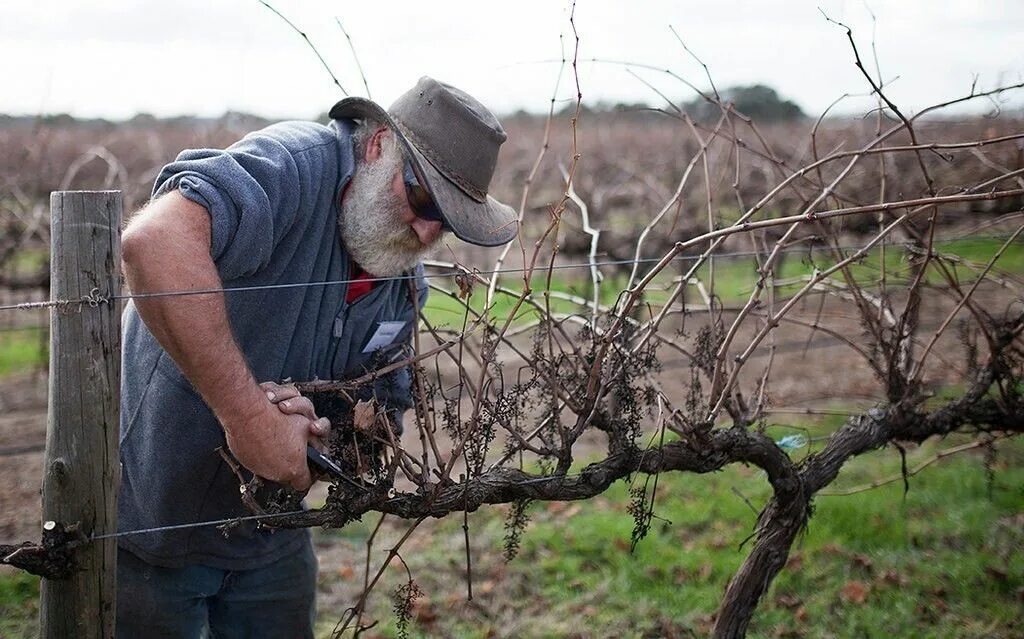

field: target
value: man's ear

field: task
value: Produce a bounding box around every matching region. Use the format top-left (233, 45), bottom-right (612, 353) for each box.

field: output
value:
top-left (364, 126), bottom-right (392, 163)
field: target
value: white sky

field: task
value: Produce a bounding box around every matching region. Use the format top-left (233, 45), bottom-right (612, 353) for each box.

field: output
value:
top-left (2, 0), bottom-right (1022, 120)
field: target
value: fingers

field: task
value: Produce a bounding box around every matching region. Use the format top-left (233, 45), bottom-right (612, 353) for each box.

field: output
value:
top-left (290, 465), bottom-right (314, 492)
top-left (260, 381), bottom-right (319, 422)
top-left (309, 417), bottom-right (331, 440)
top-left (251, 382), bottom-right (330, 490)
top-left (307, 418), bottom-right (331, 462)
top-left (260, 381), bottom-right (300, 403)
top-left (278, 396), bottom-right (318, 421)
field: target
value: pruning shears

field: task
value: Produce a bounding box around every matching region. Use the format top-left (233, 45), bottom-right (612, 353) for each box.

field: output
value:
top-left (305, 444), bottom-right (366, 490)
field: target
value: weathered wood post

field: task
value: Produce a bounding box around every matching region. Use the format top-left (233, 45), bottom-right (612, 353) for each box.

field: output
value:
top-left (41, 191), bottom-right (122, 638)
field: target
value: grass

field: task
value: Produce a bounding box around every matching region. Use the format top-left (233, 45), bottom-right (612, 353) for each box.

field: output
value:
top-left (4, 247), bottom-right (48, 275)
top-left (0, 571), bottom-right (39, 639)
top-left (421, 236), bottom-right (1024, 326)
top-left (304, 434), bottom-right (1023, 638)
top-left (0, 327), bottom-right (47, 377)
top-left (6, 431), bottom-right (1015, 637)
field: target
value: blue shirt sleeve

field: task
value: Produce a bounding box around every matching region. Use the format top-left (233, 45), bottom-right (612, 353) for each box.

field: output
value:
top-left (151, 128), bottom-right (308, 280)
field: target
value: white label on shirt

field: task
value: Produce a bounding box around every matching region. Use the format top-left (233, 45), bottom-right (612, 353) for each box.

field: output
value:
top-left (362, 321), bottom-right (406, 353)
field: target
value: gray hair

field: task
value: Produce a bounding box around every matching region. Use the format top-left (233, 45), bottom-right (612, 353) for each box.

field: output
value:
top-left (351, 118), bottom-right (388, 161)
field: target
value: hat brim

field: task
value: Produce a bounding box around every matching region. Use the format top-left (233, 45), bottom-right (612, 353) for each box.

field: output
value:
top-left (329, 97), bottom-right (518, 248)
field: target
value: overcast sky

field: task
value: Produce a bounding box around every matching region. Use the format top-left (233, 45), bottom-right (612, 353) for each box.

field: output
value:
top-left (2, 0), bottom-right (1022, 120)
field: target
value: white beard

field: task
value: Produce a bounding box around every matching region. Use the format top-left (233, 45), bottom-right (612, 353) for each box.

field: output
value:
top-left (339, 140), bottom-right (436, 277)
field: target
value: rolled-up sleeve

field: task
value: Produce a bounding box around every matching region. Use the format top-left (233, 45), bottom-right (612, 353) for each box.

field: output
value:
top-left (152, 133), bottom-right (303, 280)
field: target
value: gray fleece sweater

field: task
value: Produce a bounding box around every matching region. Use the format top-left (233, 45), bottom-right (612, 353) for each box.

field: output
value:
top-left (118, 118), bottom-right (426, 569)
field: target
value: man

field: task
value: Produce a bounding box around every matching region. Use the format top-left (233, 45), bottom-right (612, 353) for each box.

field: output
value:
top-left (116, 77), bottom-right (517, 637)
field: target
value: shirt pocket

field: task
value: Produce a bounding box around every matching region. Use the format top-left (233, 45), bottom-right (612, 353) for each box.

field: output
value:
top-left (330, 283), bottom-right (398, 379)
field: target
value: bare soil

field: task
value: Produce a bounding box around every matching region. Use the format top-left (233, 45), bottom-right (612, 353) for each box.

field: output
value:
top-left (0, 372), bottom-right (47, 545)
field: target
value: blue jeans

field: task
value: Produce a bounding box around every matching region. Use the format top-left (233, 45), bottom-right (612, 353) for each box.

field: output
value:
top-left (116, 542), bottom-right (317, 638)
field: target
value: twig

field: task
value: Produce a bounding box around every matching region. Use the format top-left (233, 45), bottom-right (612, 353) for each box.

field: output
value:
top-left (258, 1), bottom-right (348, 96)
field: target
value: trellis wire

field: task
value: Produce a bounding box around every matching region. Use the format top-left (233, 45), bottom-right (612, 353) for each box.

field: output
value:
top-left (0, 232), bottom-right (1018, 548)
top-left (89, 508), bottom-right (313, 542)
top-left (0, 234), bottom-right (1016, 313)
top-left (88, 472), bottom-right (587, 544)
top-left (2, 425), bottom-right (878, 547)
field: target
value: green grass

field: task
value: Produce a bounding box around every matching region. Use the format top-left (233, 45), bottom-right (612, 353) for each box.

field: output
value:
top-left (0, 432), bottom-right (1019, 638)
top-left (420, 237), bottom-right (1024, 326)
top-left (0, 327), bottom-right (47, 377)
top-left (309, 435), bottom-right (1023, 638)
top-left (941, 237), bottom-right (1024, 274)
top-left (5, 247), bottom-right (48, 274)
top-left (0, 571), bottom-right (39, 639)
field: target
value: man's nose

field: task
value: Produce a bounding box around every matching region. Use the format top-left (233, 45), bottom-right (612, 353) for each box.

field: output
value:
top-left (410, 217), bottom-right (443, 246)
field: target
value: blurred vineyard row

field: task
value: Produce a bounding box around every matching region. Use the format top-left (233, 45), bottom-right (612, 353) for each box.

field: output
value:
top-left (2, 110), bottom-right (1022, 293)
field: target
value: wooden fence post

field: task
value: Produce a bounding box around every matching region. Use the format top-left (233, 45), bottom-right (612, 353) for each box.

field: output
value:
top-left (41, 191), bottom-right (122, 638)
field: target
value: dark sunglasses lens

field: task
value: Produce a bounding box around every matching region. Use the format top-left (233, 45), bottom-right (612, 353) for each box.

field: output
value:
top-left (404, 162), bottom-right (446, 226)
top-left (405, 183), bottom-right (444, 223)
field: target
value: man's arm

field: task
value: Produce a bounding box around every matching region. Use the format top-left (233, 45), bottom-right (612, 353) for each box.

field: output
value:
top-left (122, 190), bottom-right (323, 490)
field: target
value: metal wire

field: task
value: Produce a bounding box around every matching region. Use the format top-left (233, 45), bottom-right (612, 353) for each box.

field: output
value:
top-left (91, 474), bottom-right (586, 543)
top-left (90, 508), bottom-right (313, 542)
top-left (0, 233), bottom-right (1017, 541)
top-left (0, 234), bottom-right (1016, 313)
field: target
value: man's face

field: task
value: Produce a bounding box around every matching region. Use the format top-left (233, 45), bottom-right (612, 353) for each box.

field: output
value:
top-left (339, 133), bottom-right (444, 277)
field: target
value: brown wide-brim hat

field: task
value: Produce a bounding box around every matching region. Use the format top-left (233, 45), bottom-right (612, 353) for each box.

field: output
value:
top-left (329, 77), bottom-right (518, 247)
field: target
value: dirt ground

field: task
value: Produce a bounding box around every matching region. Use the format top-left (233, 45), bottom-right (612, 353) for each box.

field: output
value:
top-left (0, 372), bottom-right (47, 544)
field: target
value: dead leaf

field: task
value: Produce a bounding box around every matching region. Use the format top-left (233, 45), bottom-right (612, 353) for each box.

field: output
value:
top-left (699, 563), bottom-right (714, 580)
top-left (795, 606), bottom-right (808, 623)
top-left (775, 593), bottom-right (802, 609)
top-left (880, 570), bottom-right (908, 587)
top-left (985, 566), bottom-right (1009, 582)
top-left (353, 399), bottom-right (377, 431)
top-left (851, 553), bottom-right (873, 572)
top-left (414, 597), bottom-right (438, 625)
top-left (840, 580), bottom-right (869, 605)
top-left (546, 501), bottom-right (569, 513)
top-left (786, 552), bottom-right (804, 571)
top-left (444, 592), bottom-right (462, 607)
top-left (337, 565), bottom-right (355, 579)
top-left (455, 272), bottom-right (474, 299)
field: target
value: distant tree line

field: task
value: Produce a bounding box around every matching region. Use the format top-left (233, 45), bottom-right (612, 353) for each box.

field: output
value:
top-left (685, 84), bottom-right (805, 121)
top-left (548, 84), bottom-right (805, 121)
top-left (4, 85), bottom-right (803, 128)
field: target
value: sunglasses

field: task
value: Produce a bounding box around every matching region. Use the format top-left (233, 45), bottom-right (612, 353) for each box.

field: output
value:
top-left (403, 160), bottom-right (448, 228)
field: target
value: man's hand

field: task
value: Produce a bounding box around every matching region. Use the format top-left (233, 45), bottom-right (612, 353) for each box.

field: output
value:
top-left (222, 402), bottom-right (318, 491)
top-left (259, 381), bottom-right (332, 444)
